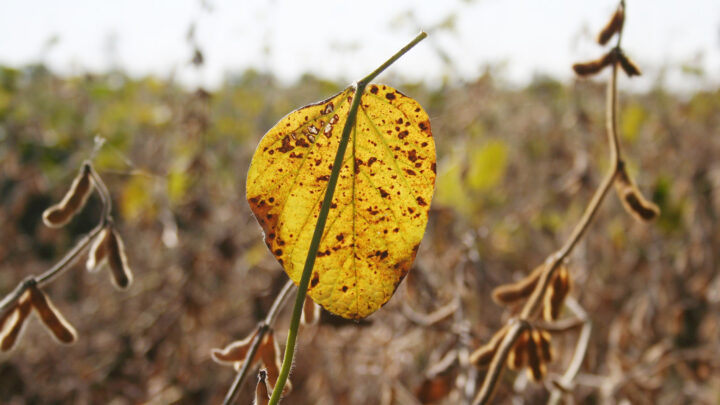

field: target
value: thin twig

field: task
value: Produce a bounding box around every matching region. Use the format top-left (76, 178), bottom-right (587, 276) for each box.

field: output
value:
top-left (221, 279), bottom-right (295, 405)
top-left (547, 297), bottom-right (592, 405)
top-left (473, 14), bottom-right (627, 404)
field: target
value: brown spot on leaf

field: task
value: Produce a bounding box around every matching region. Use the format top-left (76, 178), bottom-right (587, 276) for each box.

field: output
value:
top-left (385, 92), bottom-right (396, 100)
top-left (405, 169), bottom-right (416, 176)
top-left (416, 196), bottom-right (427, 206)
top-left (370, 85), bottom-right (378, 94)
top-left (408, 150), bottom-right (418, 162)
top-left (278, 135), bottom-right (294, 153)
top-left (379, 188), bottom-right (389, 198)
top-left (398, 130), bottom-right (409, 139)
top-left (311, 273), bottom-right (319, 288)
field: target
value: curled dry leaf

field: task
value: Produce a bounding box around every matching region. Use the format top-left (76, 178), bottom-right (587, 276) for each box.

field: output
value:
top-left (42, 163), bottom-right (94, 228)
top-left (28, 284), bottom-right (77, 344)
top-left (543, 265), bottom-right (571, 321)
top-left (0, 290), bottom-right (32, 352)
top-left (616, 164), bottom-right (660, 222)
top-left (597, 5), bottom-right (625, 45)
top-left (491, 264), bottom-right (544, 306)
top-left (246, 84), bottom-right (435, 319)
top-left (106, 228), bottom-right (134, 289)
top-left (301, 295), bottom-right (320, 326)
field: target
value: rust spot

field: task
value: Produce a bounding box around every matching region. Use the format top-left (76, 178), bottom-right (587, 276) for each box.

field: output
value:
top-left (274, 249), bottom-right (283, 256)
top-left (415, 162), bottom-right (422, 168)
top-left (366, 207), bottom-right (380, 215)
top-left (380, 251), bottom-right (388, 259)
top-left (393, 228), bottom-right (399, 233)
top-left (418, 120), bottom-right (430, 134)
top-left (296, 137), bottom-right (309, 148)
top-left (408, 207), bottom-right (415, 214)
top-left (315, 159), bottom-right (322, 166)
top-left (269, 150), bottom-right (275, 155)
top-left (416, 196), bottom-right (427, 206)
top-left (396, 118), bottom-right (403, 124)
top-left (398, 130), bottom-right (409, 139)
top-left (278, 135), bottom-right (294, 153)
top-left (268, 197), bottom-right (275, 203)
top-left (385, 92), bottom-right (396, 100)
top-left (323, 102), bottom-right (334, 114)
top-left (342, 285), bottom-right (348, 292)
top-left (408, 150), bottom-right (418, 162)
top-left (421, 142), bottom-right (428, 147)
top-left (354, 158), bottom-right (363, 174)
top-left (316, 175), bottom-right (330, 182)
top-left (431, 163), bottom-right (436, 173)
top-left (336, 234), bottom-right (344, 241)
top-left (311, 273), bottom-right (319, 288)
top-left (370, 85), bottom-right (379, 94)
top-left (405, 169), bottom-right (416, 176)
top-left (330, 202), bottom-right (337, 209)
top-left (367, 157), bottom-right (378, 167)
top-left (379, 188), bottom-right (389, 198)
top-left (415, 107), bottom-right (421, 112)
top-left (289, 152), bottom-right (304, 159)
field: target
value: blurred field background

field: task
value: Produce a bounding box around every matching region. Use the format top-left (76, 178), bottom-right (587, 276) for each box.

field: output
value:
top-left (1, 1), bottom-right (720, 404)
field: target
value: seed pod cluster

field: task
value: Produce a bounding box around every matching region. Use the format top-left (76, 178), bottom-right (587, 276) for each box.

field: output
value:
top-left (543, 265), bottom-right (571, 321)
top-left (211, 328), bottom-right (292, 395)
top-left (491, 265), bottom-right (544, 306)
top-left (42, 163), bottom-right (94, 228)
top-left (617, 50), bottom-right (642, 77)
top-left (506, 327), bottom-right (553, 382)
top-left (0, 283), bottom-right (77, 351)
top-left (86, 226), bottom-right (134, 289)
top-left (615, 163), bottom-right (660, 222)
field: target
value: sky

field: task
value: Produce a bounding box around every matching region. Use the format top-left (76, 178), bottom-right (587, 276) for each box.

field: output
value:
top-left (1, 0), bottom-right (718, 92)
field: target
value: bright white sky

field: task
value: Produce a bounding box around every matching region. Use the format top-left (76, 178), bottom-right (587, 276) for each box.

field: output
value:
top-left (1, 0), bottom-right (718, 92)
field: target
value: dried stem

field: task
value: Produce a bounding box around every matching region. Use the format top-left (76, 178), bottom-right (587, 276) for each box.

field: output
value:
top-left (222, 279), bottom-right (295, 405)
top-left (472, 15), bottom-right (627, 404)
top-left (0, 160), bottom-right (114, 313)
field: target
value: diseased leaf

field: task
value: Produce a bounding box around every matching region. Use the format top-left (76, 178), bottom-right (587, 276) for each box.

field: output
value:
top-left (247, 84), bottom-right (435, 319)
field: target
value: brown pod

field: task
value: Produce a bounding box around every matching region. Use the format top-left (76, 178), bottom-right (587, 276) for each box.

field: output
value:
top-left (525, 329), bottom-right (547, 381)
top-left (597, 6), bottom-right (625, 45)
top-left (42, 163), bottom-right (94, 228)
top-left (492, 264), bottom-right (544, 305)
top-left (211, 329), bottom-right (260, 365)
top-left (543, 266), bottom-right (571, 321)
top-left (27, 284), bottom-right (77, 344)
top-left (507, 330), bottom-right (529, 371)
top-left (0, 291), bottom-right (33, 351)
top-left (255, 370), bottom-right (270, 405)
top-left (572, 51), bottom-right (616, 77)
top-left (86, 227), bottom-right (110, 272)
top-left (618, 51), bottom-right (642, 77)
top-left (470, 325), bottom-right (509, 367)
top-left (106, 228), bottom-right (134, 289)
top-left (260, 330), bottom-right (291, 395)
top-left (534, 330), bottom-right (553, 364)
top-left (301, 295), bottom-right (320, 326)
top-left (616, 165), bottom-right (660, 222)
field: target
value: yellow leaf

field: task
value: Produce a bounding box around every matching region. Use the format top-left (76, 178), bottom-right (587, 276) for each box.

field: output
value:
top-left (247, 84), bottom-right (435, 319)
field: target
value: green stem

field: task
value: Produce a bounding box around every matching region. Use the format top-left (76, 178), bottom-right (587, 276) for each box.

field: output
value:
top-left (267, 31), bottom-right (427, 405)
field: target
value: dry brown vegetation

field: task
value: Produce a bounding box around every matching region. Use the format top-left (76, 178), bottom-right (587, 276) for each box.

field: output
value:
top-left (1, 21), bottom-right (719, 403)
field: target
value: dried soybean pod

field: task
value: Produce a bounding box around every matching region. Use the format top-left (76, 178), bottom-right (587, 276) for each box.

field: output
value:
top-left (211, 329), bottom-right (261, 365)
top-left (535, 330), bottom-right (553, 363)
top-left (254, 370), bottom-right (270, 405)
top-left (572, 51), bottom-right (616, 77)
top-left (470, 324), bottom-right (510, 367)
top-left (597, 5), bottom-right (625, 45)
top-left (106, 228), bottom-right (134, 289)
top-left (27, 284), bottom-right (76, 344)
top-left (0, 291), bottom-right (32, 351)
top-left (543, 265), bottom-right (570, 321)
top-left (86, 227), bottom-right (110, 272)
top-left (301, 295), bottom-right (320, 326)
top-left (526, 329), bottom-right (546, 381)
top-left (615, 164), bottom-right (659, 222)
top-left (42, 163), bottom-right (94, 228)
top-left (492, 264), bottom-right (545, 305)
top-left (617, 51), bottom-right (642, 77)
top-left (260, 330), bottom-right (292, 395)
top-left (507, 330), bottom-right (529, 371)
